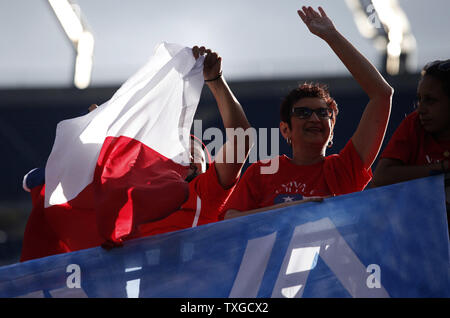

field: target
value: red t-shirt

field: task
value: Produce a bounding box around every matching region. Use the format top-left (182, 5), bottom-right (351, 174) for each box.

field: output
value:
top-left (20, 185), bottom-right (71, 261)
top-left (381, 111), bottom-right (450, 164)
top-left (380, 111), bottom-right (450, 231)
top-left (222, 139), bottom-right (372, 216)
top-left (135, 162), bottom-right (236, 237)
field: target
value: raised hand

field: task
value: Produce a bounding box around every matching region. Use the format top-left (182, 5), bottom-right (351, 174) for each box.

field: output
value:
top-left (192, 46), bottom-right (222, 82)
top-left (297, 6), bottom-right (336, 39)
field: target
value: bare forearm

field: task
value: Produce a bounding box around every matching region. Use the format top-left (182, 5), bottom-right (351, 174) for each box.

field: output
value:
top-left (206, 77), bottom-right (250, 131)
top-left (224, 198), bottom-right (324, 220)
top-left (224, 206), bottom-right (279, 220)
top-left (322, 30), bottom-right (393, 98)
top-left (207, 76), bottom-right (252, 188)
top-left (372, 162), bottom-right (443, 187)
top-left (324, 29), bottom-right (393, 167)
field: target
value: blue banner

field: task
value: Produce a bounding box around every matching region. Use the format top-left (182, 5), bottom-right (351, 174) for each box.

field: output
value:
top-left (0, 175), bottom-right (449, 298)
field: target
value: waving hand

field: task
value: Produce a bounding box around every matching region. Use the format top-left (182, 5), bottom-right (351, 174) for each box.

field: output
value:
top-left (297, 6), bottom-right (336, 39)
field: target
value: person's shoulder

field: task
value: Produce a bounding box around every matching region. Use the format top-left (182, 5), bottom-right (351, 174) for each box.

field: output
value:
top-left (397, 110), bottom-right (423, 135)
top-left (238, 155), bottom-right (285, 179)
top-left (404, 110), bottom-right (418, 120)
top-left (331, 139), bottom-right (358, 160)
top-left (257, 155), bottom-right (286, 165)
top-left (401, 110), bottom-right (420, 126)
top-left (248, 155), bottom-right (287, 170)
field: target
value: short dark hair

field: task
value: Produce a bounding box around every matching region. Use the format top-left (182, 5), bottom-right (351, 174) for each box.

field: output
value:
top-left (280, 82), bottom-right (338, 127)
top-left (421, 60), bottom-right (450, 98)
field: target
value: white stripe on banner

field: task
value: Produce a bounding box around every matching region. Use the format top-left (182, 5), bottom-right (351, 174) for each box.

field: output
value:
top-left (271, 217), bottom-right (390, 298)
top-left (229, 232), bottom-right (277, 298)
top-left (125, 266), bottom-right (142, 298)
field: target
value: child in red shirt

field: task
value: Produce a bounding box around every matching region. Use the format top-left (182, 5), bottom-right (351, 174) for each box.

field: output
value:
top-left (372, 60), bottom-right (450, 232)
top-left (373, 60), bottom-right (450, 185)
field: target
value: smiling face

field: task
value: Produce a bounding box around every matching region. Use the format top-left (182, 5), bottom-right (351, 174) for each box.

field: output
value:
top-left (416, 75), bottom-right (450, 139)
top-left (281, 97), bottom-right (334, 154)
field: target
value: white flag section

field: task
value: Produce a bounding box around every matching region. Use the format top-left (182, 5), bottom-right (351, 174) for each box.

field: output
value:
top-left (45, 42), bottom-right (205, 207)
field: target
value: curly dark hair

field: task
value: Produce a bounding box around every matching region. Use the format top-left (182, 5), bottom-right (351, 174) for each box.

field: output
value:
top-left (421, 60), bottom-right (450, 98)
top-left (280, 82), bottom-right (339, 128)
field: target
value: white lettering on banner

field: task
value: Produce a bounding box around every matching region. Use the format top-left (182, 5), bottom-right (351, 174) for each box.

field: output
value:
top-left (366, 264), bottom-right (382, 288)
top-left (230, 217), bottom-right (390, 298)
top-left (228, 232), bottom-right (277, 297)
top-left (15, 264), bottom-right (86, 298)
top-left (66, 264), bottom-right (81, 288)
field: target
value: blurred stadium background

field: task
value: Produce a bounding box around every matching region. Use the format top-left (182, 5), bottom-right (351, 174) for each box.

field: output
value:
top-left (0, 0), bottom-right (449, 266)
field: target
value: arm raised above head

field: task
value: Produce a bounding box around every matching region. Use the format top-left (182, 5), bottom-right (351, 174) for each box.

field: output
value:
top-left (298, 6), bottom-right (393, 168)
top-left (193, 46), bottom-right (253, 189)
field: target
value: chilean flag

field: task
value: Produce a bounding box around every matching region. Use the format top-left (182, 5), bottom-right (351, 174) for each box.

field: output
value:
top-left (21, 43), bottom-right (205, 260)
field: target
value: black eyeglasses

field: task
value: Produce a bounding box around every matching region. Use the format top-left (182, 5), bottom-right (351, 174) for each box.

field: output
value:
top-left (292, 107), bottom-right (333, 119)
top-left (424, 60), bottom-right (450, 72)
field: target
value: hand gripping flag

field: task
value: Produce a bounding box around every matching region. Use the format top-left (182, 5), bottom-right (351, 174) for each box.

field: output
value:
top-left (21, 43), bottom-right (205, 260)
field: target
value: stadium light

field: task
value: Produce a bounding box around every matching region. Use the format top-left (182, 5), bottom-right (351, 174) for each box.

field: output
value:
top-left (48, 0), bottom-right (83, 42)
top-left (74, 31), bottom-right (94, 89)
top-left (48, 0), bottom-right (94, 89)
top-left (345, 0), bottom-right (380, 38)
top-left (345, 0), bottom-right (416, 75)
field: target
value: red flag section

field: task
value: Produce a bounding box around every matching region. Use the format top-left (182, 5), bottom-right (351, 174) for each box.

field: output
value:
top-left (93, 136), bottom-right (189, 246)
top-left (21, 136), bottom-right (190, 261)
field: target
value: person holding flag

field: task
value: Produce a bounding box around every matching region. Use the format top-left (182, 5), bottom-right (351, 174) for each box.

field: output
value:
top-left (132, 46), bottom-right (252, 239)
top-left (20, 44), bottom-right (251, 261)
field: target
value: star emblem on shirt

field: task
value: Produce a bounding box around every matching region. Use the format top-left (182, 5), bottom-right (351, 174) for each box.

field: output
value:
top-left (283, 196), bottom-right (295, 202)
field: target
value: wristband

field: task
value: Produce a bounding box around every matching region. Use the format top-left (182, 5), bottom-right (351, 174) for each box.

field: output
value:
top-left (205, 71), bottom-right (223, 82)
